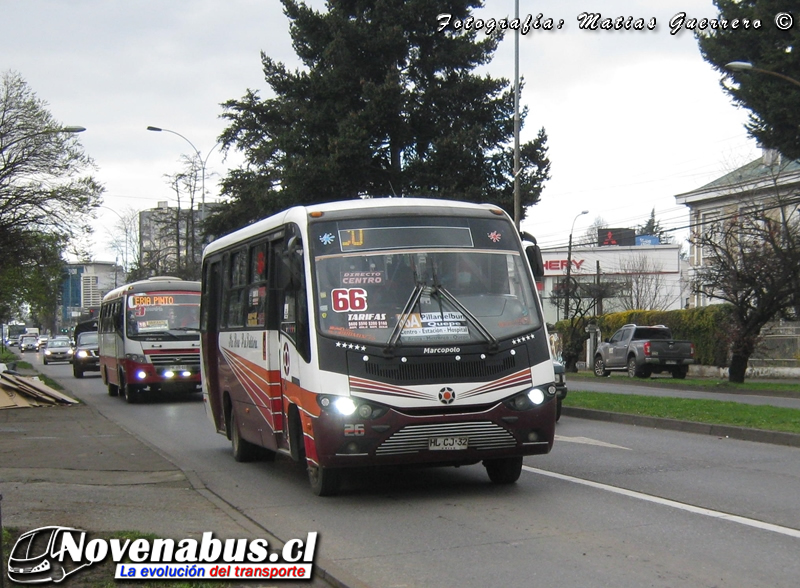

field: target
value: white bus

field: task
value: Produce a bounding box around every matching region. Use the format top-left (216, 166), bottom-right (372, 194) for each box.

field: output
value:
top-left (99, 276), bottom-right (202, 403)
top-left (200, 198), bottom-right (556, 495)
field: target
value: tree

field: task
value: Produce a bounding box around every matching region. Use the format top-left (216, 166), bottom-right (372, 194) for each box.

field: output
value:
top-left (577, 216), bottom-right (607, 246)
top-left (552, 277), bottom-right (622, 372)
top-left (0, 70), bottom-right (103, 322)
top-left (617, 254), bottom-right (680, 311)
top-left (690, 188), bottom-right (800, 383)
top-left (104, 206), bottom-right (141, 281)
top-left (636, 208), bottom-right (674, 244)
top-left (208, 0), bottom-right (550, 236)
top-left (697, 0), bottom-right (800, 160)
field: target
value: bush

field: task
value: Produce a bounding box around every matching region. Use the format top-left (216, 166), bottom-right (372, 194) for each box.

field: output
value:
top-left (555, 304), bottom-right (734, 367)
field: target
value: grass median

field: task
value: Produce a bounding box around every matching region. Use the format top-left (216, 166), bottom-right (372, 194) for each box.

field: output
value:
top-left (564, 374), bottom-right (800, 435)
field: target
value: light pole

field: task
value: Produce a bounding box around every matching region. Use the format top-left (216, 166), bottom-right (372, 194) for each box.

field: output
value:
top-left (725, 61), bottom-right (800, 89)
top-left (564, 210), bottom-right (589, 319)
top-left (1, 125), bottom-right (85, 153)
top-left (146, 126), bottom-right (219, 220)
top-left (512, 0), bottom-right (521, 230)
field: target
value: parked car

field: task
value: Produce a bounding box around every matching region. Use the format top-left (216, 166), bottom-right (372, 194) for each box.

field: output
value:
top-left (553, 360), bottom-right (567, 421)
top-left (42, 338), bottom-right (74, 365)
top-left (19, 335), bottom-right (38, 353)
top-left (72, 331), bottom-right (99, 378)
top-left (594, 324), bottom-right (695, 379)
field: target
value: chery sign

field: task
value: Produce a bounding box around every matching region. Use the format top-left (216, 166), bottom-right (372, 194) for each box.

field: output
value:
top-left (543, 259), bottom-right (585, 274)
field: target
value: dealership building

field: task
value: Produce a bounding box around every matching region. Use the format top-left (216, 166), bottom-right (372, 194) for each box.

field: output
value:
top-left (535, 238), bottom-right (688, 326)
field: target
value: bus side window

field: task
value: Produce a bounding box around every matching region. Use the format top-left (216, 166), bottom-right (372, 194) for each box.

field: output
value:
top-left (278, 226), bottom-right (310, 361)
top-left (224, 249), bottom-right (247, 328)
top-left (247, 242), bottom-right (268, 328)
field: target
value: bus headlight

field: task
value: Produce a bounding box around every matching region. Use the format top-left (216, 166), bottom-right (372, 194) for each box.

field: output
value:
top-left (333, 397), bottom-right (357, 416)
top-left (126, 353), bottom-right (147, 364)
top-left (527, 388), bottom-right (546, 405)
top-left (504, 386), bottom-right (553, 411)
top-left (318, 395), bottom-right (389, 420)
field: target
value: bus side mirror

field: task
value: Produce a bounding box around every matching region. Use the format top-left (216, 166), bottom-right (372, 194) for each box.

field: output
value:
top-left (520, 231), bottom-right (544, 279)
top-left (525, 244), bottom-right (544, 279)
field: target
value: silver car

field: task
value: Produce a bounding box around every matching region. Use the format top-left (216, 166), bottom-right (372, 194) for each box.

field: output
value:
top-left (42, 338), bottom-right (74, 364)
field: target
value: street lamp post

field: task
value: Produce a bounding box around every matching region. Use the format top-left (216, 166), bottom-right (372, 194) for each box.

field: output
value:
top-left (564, 210), bottom-right (589, 319)
top-left (146, 126), bottom-right (219, 220)
top-left (725, 61), bottom-right (800, 89)
top-left (512, 0), bottom-right (521, 230)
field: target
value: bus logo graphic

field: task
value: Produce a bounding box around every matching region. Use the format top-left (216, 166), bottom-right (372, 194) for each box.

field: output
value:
top-left (7, 526), bottom-right (93, 584)
top-left (438, 387), bottom-right (455, 404)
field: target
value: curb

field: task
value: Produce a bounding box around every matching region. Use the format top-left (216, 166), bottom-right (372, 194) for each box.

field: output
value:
top-left (562, 407), bottom-right (800, 448)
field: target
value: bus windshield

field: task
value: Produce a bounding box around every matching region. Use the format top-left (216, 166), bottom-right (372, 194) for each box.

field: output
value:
top-left (312, 219), bottom-right (542, 347)
top-left (125, 292), bottom-right (200, 338)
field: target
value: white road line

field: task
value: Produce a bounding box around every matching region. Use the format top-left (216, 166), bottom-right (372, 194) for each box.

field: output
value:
top-left (554, 435), bottom-right (631, 450)
top-left (523, 466), bottom-right (800, 539)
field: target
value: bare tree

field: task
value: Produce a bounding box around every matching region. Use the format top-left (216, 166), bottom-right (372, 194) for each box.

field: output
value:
top-left (691, 184), bottom-right (800, 383)
top-left (616, 254), bottom-right (681, 311)
top-left (576, 216), bottom-right (607, 246)
top-left (104, 206), bottom-right (140, 278)
top-left (135, 155), bottom-right (203, 280)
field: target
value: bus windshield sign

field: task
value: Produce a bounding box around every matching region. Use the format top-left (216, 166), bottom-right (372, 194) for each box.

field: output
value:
top-left (337, 226), bottom-right (474, 252)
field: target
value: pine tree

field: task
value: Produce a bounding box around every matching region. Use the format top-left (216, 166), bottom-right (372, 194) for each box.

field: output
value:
top-left (697, 0), bottom-right (800, 160)
top-left (208, 0), bottom-right (550, 236)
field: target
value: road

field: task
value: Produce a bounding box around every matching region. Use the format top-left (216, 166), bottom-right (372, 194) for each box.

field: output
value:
top-left (34, 354), bottom-right (800, 588)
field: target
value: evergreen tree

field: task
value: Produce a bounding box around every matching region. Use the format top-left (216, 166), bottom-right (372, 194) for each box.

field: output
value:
top-left (636, 208), bottom-right (673, 244)
top-left (209, 0), bottom-right (550, 236)
top-left (697, 0), bottom-right (800, 160)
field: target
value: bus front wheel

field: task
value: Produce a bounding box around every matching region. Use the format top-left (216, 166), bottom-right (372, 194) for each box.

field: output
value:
top-left (484, 456), bottom-right (523, 484)
top-left (308, 463), bottom-right (340, 497)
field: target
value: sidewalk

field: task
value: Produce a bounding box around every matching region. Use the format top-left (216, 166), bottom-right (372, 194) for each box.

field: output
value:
top-left (0, 384), bottom-right (349, 587)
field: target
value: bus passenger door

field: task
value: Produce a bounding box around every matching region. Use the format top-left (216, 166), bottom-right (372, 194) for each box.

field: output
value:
top-left (276, 228), bottom-right (312, 462)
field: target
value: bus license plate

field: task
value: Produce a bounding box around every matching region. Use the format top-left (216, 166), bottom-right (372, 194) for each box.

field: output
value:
top-left (429, 436), bottom-right (469, 451)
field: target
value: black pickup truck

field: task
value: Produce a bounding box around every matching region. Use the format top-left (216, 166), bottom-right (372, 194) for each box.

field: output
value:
top-left (593, 324), bottom-right (695, 379)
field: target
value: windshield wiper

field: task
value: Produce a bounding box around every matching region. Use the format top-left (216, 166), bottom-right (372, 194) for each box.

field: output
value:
top-left (431, 284), bottom-right (499, 352)
top-left (384, 282), bottom-right (426, 355)
top-left (430, 264), bottom-right (498, 352)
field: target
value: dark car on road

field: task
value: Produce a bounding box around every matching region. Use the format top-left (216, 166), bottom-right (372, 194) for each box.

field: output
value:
top-left (72, 331), bottom-right (99, 378)
top-left (42, 338), bottom-right (73, 365)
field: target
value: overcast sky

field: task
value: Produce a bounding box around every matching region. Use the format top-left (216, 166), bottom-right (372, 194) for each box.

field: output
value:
top-left (3, 0), bottom-right (761, 261)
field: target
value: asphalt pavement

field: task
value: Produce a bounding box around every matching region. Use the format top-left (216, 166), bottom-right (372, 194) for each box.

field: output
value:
top-left (1, 363), bottom-right (799, 586)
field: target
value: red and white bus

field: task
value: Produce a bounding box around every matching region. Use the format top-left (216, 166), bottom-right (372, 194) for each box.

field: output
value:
top-left (200, 198), bottom-right (556, 495)
top-left (99, 277), bottom-right (202, 403)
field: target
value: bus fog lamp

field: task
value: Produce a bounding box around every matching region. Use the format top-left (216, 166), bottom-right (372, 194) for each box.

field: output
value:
top-left (136, 371), bottom-right (147, 380)
top-left (527, 431), bottom-right (540, 442)
top-left (164, 370), bottom-right (175, 378)
top-left (181, 370), bottom-right (192, 377)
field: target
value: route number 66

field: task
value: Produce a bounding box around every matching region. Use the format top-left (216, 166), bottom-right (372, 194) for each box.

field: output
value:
top-left (331, 288), bottom-right (368, 312)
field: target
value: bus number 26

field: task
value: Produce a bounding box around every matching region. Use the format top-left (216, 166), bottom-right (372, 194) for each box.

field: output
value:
top-left (331, 288), bottom-right (368, 312)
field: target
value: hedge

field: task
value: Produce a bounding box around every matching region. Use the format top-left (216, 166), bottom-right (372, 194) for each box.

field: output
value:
top-left (555, 304), bottom-right (734, 367)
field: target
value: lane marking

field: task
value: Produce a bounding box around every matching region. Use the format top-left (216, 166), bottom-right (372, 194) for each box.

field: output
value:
top-left (555, 435), bottom-right (631, 450)
top-left (523, 466), bottom-right (800, 539)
